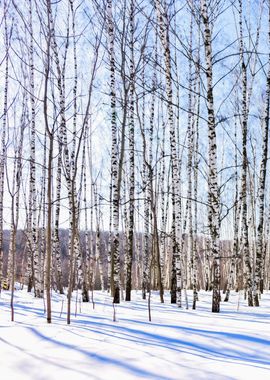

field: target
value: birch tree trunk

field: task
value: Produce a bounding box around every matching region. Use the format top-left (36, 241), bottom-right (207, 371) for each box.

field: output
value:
top-left (107, 0), bottom-right (120, 303)
top-left (238, 0), bottom-right (253, 306)
top-left (154, 0), bottom-right (182, 306)
top-left (224, 117), bottom-right (240, 301)
top-left (29, 0), bottom-right (41, 298)
top-left (43, 3), bottom-right (54, 322)
top-left (140, 58), bottom-right (150, 300)
top-left (53, 151), bottom-right (64, 294)
top-left (201, 0), bottom-right (220, 312)
top-left (254, 1), bottom-right (270, 305)
top-left (0, 1), bottom-right (9, 291)
top-left (125, 0), bottom-right (135, 301)
top-left (192, 41), bottom-right (201, 309)
top-left (7, 113), bottom-right (24, 321)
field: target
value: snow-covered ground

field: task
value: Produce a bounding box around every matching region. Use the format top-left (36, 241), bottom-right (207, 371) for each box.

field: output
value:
top-left (0, 288), bottom-right (270, 380)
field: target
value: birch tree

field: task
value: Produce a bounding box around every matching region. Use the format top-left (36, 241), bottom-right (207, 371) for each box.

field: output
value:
top-left (201, 0), bottom-right (220, 312)
top-left (125, 0), bottom-right (135, 301)
top-left (6, 97), bottom-right (25, 321)
top-left (154, 0), bottom-right (182, 306)
top-left (238, 0), bottom-right (253, 306)
top-left (254, 0), bottom-right (270, 306)
top-left (0, 0), bottom-right (10, 291)
top-left (28, 0), bottom-right (41, 298)
top-left (107, 0), bottom-right (121, 303)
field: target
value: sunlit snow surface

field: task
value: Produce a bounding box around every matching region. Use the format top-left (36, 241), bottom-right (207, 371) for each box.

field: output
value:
top-left (0, 289), bottom-right (270, 379)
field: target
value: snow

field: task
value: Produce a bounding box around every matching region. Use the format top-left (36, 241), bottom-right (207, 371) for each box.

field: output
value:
top-left (0, 289), bottom-right (270, 380)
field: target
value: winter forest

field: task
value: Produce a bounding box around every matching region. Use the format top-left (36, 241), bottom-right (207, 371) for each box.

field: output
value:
top-left (1, 0), bottom-right (270, 379)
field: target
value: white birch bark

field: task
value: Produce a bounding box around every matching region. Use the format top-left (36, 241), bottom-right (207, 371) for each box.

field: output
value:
top-left (7, 89), bottom-right (25, 319)
top-left (125, 0), bottom-right (135, 301)
top-left (0, 1), bottom-right (9, 290)
top-left (238, 0), bottom-right (253, 306)
top-left (29, 0), bottom-right (41, 298)
top-left (254, 1), bottom-right (270, 305)
top-left (224, 118), bottom-right (240, 301)
top-left (154, 0), bottom-right (182, 306)
top-left (201, 0), bottom-right (220, 312)
top-left (192, 44), bottom-right (201, 309)
top-left (107, 0), bottom-right (120, 303)
top-left (53, 151), bottom-right (64, 294)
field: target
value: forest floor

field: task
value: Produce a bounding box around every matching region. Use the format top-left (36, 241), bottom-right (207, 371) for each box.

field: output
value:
top-left (0, 288), bottom-right (270, 380)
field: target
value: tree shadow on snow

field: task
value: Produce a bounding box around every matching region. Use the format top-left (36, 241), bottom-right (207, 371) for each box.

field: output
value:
top-left (24, 326), bottom-right (175, 380)
top-left (72, 317), bottom-right (270, 370)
